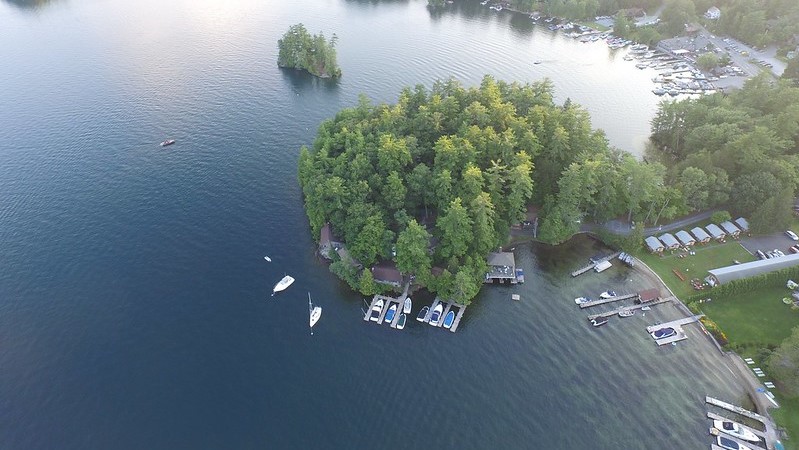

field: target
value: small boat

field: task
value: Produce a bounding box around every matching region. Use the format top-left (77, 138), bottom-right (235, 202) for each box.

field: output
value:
top-left (384, 304), bottom-right (398, 323)
top-left (160, 139), bottom-right (176, 147)
top-left (443, 311), bottom-right (455, 329)
top-left (651, 327), bottom-right (676, 339)
top-left (590, 317), bottom-right (608, 327)
top-left (396, 314), bottom-right (407, 330)
top-left (263, 256), bottom-right (272, 262)
top-left (599, 290), bottom-right (617, 299)
top-left (716, 435), bottom-right (753, 450)
top-left (713, 420), bottom-right (760, 442)
top-left (574, 296), bottom-right (593, 305)
top-left (641, 306), bottom-right (651, 311)
top-left (272, 275), bottom-right (295, 295)
top-left (533, 60), bottom-right (542, 64)
top-left (416, 305), bottom-right (429, 322)
top-left (618, 309), bottom-right (635, 318)
top-left (308, 293), bottom-right (322, 334)
top-left (369, 299), bottom-right (384, 322)
top-left (403, 297), bottom-right (412, 314)
top-left (429, 304), bottom-right (444, 326)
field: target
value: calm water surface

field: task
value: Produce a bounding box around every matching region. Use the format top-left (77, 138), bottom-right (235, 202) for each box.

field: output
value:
top-left (1, 0), bottom-right (743, 448)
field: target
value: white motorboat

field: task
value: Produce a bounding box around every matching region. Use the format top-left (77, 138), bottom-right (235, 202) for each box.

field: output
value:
top-left (308, 293), bottom-right (322, 334)
top-left (716, 435), bottom-right (752, 450)
top-left (599, 290), bottom-right (617, 299)
top-left (264, 256), bottom-right (272, 262)
top-left (403, 297), bottom-right (412, 314)
top-left (713, 420), bottom-right (759, 443)
top-left (590, 317), bottom-right (608, 327)
top-left (574, 296), bottom-right (592, 305)
top-left (416, 305), bottom-right (429, 322)
top-left (618, 309), bottom-right (635, 318)
top-left (396, 314), bottom-right (407, 330)
top-left (369, 299), bottom-right (384, 322)
top-left (160, 139), bottom-right (176, 147)
top-left (429, 304), bottom-right (444, 326)
top-left (384, 304), bottom-right (398, 324)
top-left (641, 305), bottom-right (651, 311)
top-left (272, 275), bottom-right (295, 295)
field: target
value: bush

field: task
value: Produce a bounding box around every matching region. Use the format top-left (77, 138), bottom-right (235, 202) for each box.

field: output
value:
top-left (711, 210), bottom-right (732, 224)
top-left (701, 316), bottom-right (729, 346)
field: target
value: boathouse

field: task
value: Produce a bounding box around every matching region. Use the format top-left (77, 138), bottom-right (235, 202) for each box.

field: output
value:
top-left (658, 233), bottom-right (681, 250)
top-left (639, 288), bottom-right (659, 303)
top-left (675, 230), bottom-right (696, 247)
top-left (734, 217), bottom-right (749, 233)
top-left (705, 224), bottom-right (726, 241)
top-left (371, 262), bottom-right (403, 287)
top-left (645, 236), bottom-right (665, 253)
top-left (706, 253), bottom-right (799, 286)
top-left (691, 227), bottom-right (711, 244)
top-left (319, 223), bottom-right (334, 259)
top-left (486, 252), bottom-right (517, 283)
top-left (720, 221), bottom-right (741, 238)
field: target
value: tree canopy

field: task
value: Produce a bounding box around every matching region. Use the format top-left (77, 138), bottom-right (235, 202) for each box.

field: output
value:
top-left (277, 24), bottom-right (341, 79)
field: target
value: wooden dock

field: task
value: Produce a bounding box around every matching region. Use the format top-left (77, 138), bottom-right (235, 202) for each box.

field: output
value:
top-left (449, 304), bottom-right (466, 332)
top-left (363, 296), bottom-right (379, 321)
top-left (436, 302), bottom-right (453, 328)
top-left (586, 297), bottom-right (672, 321)
top-left (706, 412), bottom-right (766, 439)
top-left (579, 292), bottom-right (639, 309)
top-left (705, 396), bottom-right (768, 424)
top-left (570, 251), bottom-right (620, 277)
top-left (423, 298), bottom-right (440, 323)
top-left (646, 315), bottom-right (704, 334)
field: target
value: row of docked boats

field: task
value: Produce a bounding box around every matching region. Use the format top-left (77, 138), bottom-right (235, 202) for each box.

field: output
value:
top-left (414, 303), bottom-right (455, 328)
top-left (368, 297), bottom-right (412, 329)
top-left (574, 290), bottom-right (617, 305)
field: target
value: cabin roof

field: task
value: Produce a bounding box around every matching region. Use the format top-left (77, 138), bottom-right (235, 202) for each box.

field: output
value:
top-left (720, 221), bottom-right (740, 234)
top-left (675, 230), bottom-right (695, 245)
top-left (645, 236), bottom-right (664, 251)
top-left (691, 227), bottom-right (711, 241)
top-left (705, 224), bottom-right (725, 238)
top-left (734, 217), bottom-right (749, 231)
top-left (658, 233), bottom-right (680, 248)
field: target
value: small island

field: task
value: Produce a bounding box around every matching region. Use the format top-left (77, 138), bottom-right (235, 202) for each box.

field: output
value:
top-left (277, 23), bottom-right (341, 79)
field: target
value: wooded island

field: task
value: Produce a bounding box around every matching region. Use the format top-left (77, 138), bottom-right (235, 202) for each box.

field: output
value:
top-left (277, 24), bottom-right (341, 79)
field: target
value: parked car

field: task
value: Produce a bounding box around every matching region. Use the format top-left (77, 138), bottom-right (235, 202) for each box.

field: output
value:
top-left (756, 250), bottom-right (767, 259)
top-left (785, 230), bottom-right (798, 241)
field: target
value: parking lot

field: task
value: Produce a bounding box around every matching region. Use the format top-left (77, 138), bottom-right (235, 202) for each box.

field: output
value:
top-left (739, 232), bottom-right (799, 257)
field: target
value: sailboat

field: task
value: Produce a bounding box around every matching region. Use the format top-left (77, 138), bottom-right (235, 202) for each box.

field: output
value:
top-left (309, 293), bottom-right (322, 335)
top-left (272, 274), bottom-right (295, 296)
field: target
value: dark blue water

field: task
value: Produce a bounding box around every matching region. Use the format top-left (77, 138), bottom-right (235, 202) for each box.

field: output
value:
top-left (0, 0), bottom-right (746, 448)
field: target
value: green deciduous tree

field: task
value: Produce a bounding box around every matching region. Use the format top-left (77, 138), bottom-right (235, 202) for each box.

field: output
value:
top-left (767, 326), bottom-right (799, 397)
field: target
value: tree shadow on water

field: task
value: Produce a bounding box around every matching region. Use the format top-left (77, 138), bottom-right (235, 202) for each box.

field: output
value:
top-left (280, 67), bottom-right (341, 97)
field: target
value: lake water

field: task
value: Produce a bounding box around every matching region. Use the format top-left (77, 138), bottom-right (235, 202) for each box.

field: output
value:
top-left (0, 0), bottom-right (745, 448)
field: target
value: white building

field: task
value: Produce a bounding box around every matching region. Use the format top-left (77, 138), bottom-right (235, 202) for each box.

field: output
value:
top-left (704, 6), bottom-right (720, 20)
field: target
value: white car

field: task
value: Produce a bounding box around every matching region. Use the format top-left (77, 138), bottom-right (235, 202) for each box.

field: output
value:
top-left (786, 230), bottom-right (799, 241)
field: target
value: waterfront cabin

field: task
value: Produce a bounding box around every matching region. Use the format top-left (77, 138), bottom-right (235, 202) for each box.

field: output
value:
top-left (691, 227), bottom-right (711, 244)
top-left (319, 223), bottom-right (335, 259)
top-left (734, 217), bottom-right (749, 234)
top-left (720, 221), bottom-right (741, 238)
top-left (658, 233), bottom-right (681, 250)
top-left (675, 230), bottom-right (696, 247)
top-left (485, 252), bottom-right (517, 284)
top-left (706, 253), bottom-right (799, 286)
top-left (645, 236), bottom-right (665, 254)
top-left (371, 262), bottom-right (403, 288)
top-left (705, 224), bottom-right (726, 241)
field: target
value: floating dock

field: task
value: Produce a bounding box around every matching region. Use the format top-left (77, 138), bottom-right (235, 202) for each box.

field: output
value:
top-left (586, 297), bottom-right (672, 321)
top-left (570, 251), bottom-right (620, 277)
top-left (646, 313), bottom-right (702, 346)
top-left (706, 412), bottom-right (766, 439)
top-left (449, 304), bottom-right (466, 332)
top-left (705, 396), bottom-right (768, 425)
top-left (578, 292), bottom-right (640, 309)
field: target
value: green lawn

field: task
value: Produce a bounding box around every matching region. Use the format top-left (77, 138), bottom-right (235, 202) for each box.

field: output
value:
top-left (636, 241), bottom-right (756, 299)
top-left (699, 286), bottom-right (799, 349)
top-left (773, 396), bottom-right (799, 450)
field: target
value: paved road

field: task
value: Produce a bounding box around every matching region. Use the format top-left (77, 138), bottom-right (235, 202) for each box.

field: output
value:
top-left (582, 209), bottom-right (717, 237)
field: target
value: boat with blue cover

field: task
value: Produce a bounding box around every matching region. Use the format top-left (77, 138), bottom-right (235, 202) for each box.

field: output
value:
top-left (443, 311), bottom-right (455, 329)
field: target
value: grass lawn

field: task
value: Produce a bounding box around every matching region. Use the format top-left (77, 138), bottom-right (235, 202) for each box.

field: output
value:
top-left (773, 396), bottom-right (799, 450)
top-left (635, 241), bottom-right (756, 299)
top-left (699, 286), bottom-right (799, 349)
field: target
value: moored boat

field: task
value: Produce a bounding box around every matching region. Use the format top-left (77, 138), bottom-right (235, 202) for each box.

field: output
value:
top-left (397, 313), bottom-right (407, 330)
top-left (590, 317), bottom-right (608, 327)
top-left (618, 309), bottom-right (635, 318)
top-left (716, 435), bottom-right (753, 450)
top-left (429, 304), bottom-right (444, 326)
top-left (308, 293), bottom-right (322, 333)
top-left (574, 296), bottom-right (592, 305)
top-left (443, 311), bottom-right (455, 329)
top-left (384, 304), bottom-right (398, 324)
top-left (272, 275), bottom-right (295, 295)
top-left (369, 299), bottom-right (384, 322)
top-left (651, 327), bottom-right (676, 339)
top-left (599, 290), bottom-right (617, 299)
top-left (403, 297), bottom-right (412, 314)
top-left (713, 420), bottom-right (759, 443)
top-left (416, 305), bottom-right (429, 322)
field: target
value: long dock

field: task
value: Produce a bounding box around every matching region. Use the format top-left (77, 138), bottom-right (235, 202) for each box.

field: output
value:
top-left (646, 315), bottom-right (703, 333)
top-left (706, 412), bottom-right (766, 439)
top-left (705, 396), bottom-right (768, 424)
top-left (449, 304), bottom-right (466, 332)
top-left (570, 251), bottom-right (620, 277)
top-left (586, 297), bottom-right (672, 321)
top-left (579, 292), bottom-right (639, 309)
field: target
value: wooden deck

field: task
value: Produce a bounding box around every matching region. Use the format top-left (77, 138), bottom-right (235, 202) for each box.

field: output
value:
top-left (586, 297), bottom-right (672, 321)
top-left (706, 396), bottom-right (768, 424)
top-left (578, 292), bottom-right (639, 309)
top-left (450, 304), bottom-right (466, 332)
top-left (706, 411), bottom-right (766, 439)
top-left (646, 315), bottom-right (704, 334)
